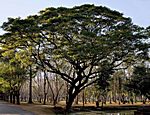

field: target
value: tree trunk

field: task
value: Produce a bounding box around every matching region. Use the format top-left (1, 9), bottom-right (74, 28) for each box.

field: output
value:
top-left (109, 95), bottom-right (112, 104)
top-left (43, 93), bottom-right (47, 105)
top-left (75, 95), bottom-right (79, 104)
top-left (13, 93), bottom-right (15, 104)
top-left (10, 92), bottom-right (13, 103)
top-left (53, 98), bottom-right (57, 107)
top-left (43, 71), bottom-right (47, 105)
top-left (16, 90), bottom-right (20, 105)
top-left (101, 96), bottom-right (104, 108)
top-left (65, 93), bottom-right (76, 112)
top-left (65, 86), bottom-right (80, 112)
top-left (66, 82), bottom-right (69, 105)
top-left (28, 65), bottom-right (33, 104)
top-left (82, 90), bottom-right (85, 107)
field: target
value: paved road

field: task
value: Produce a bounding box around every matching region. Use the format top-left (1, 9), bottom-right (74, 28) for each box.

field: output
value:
top-left (0, 101), bottom-right (34, 115)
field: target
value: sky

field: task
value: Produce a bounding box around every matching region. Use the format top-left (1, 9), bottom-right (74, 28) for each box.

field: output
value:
top-left (0, 0), bottom-right (150, 34)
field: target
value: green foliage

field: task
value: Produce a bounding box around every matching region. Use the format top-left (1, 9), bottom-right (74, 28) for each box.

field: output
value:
top-left (95, 61), bottom-right (113, 93)
top-left (0, 48), bottom-right (28, 92)
top-left (0, 77), bottom-right (10, 93)
top-left (125, 65), bottom-right (150, 99)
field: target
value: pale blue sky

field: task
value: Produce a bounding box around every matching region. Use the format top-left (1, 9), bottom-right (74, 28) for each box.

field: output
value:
top-left (0, 0), bottom-right (150, 34)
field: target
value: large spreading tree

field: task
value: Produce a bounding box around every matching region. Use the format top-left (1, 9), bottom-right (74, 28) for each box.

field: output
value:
top-left (0, 4), bottom-right (147, 111)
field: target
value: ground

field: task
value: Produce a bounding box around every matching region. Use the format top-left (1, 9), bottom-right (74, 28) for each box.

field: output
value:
top-left (15, 101), bottom-right (150, 115)
top-left (0, 100), bottom-right (34, 114)
top-left (16, 103), bottom-right (56, 115)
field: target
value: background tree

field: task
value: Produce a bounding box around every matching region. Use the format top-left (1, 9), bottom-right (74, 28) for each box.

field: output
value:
top-left (125, 65), bottom-right (150, 102)
top-left (0, 61), bottom-right (27, 104)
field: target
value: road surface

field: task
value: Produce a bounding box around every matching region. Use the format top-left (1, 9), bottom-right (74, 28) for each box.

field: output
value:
top-left (0, 100), bottom-right (34, 115)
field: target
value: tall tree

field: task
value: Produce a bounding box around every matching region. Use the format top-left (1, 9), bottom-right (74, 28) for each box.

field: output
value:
top-left (0, 4), bottom-right (147, 111)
